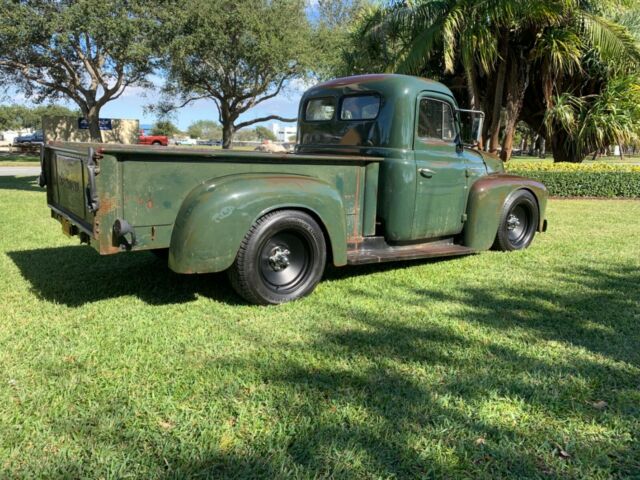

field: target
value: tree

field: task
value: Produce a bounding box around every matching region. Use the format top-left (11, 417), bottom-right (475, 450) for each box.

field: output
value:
top-left (158, 0), bottom-right (313, 148)
top-left (312, 0), bottom-right (369, 79)
top-left (151, 121), bottom-right (180, 137)
top-left (0, 104), bottom-right (79, 131)
top-left (0, 0), bottom-right (156, 141)
top-left (235, 129), bottom-right (259, 142)
top-left (342, 0), bottom-right (640, 161)
top-left (255, 126), bottom-right (277, 141)
top-left (186, 120), bottom-right (222, 140)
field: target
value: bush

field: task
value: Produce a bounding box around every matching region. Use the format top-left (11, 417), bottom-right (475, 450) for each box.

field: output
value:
top-left (507, 161), bottom-right (640, 198)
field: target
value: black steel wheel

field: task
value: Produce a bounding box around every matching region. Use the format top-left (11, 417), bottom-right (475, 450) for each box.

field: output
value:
top-left (493, 190), bottom-right (539, 251)
top-left (228, 210), bottom-right (327, 305)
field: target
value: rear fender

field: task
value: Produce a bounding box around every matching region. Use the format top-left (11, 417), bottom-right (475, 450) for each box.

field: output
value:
top-left (169, 173), bottom-right (348, 273)
top-left (463, 174), bottom-right (548, 250)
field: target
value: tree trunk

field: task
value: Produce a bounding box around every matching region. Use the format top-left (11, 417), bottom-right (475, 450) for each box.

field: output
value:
top-left (221, 122), bottom-right (234, 149)
top-left (488, 32), bottom-right (510, 154)
top-left (86, 105), bottom-right (102, 143)
top-left (500, 55), bottom-right (530, 162)
top-left (220, 103), bottom-right (236, 149)
top-left (550, 132), bottom-right (582, 162)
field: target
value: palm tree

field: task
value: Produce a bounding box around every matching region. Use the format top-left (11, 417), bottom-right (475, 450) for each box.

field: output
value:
top-left (354, 0), bottom-right (640, 161)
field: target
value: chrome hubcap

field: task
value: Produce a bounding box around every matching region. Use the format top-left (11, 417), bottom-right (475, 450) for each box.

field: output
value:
top-left (268, 246), bottom-right (290, 271)
top-left (506, 213), bottom-right (521, 231)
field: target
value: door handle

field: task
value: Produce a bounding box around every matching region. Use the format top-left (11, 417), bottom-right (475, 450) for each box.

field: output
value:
top-left (419, 168), bottom-right (435, 178)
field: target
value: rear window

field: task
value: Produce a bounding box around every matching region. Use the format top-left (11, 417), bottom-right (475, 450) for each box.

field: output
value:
top-left (340, 95), bottom-right (381, 121)
top-left (305, 98), bottom-right (336, 121)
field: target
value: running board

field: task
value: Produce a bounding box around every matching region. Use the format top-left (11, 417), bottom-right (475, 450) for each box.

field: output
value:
top-left (347, 238), bottom-right (475, 265)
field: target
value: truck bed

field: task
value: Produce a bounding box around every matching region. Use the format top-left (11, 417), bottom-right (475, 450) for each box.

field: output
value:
top-left (43, 142), bottom-right (382, 257)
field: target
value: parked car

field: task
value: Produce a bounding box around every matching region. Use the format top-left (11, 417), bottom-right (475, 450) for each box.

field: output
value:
top-left (13, 131), bottom-right (44, 145)
top-left (175, 138), bottom-right (198, 146)
top-left (196, 139), bottom-right (222, 146)
top-left (138, 132), bottom-right (168, 146)
top-left (39, 74), bottom-right (548, 305)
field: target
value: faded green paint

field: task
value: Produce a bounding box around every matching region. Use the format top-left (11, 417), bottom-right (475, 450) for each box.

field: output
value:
top-left (464, 174), bottom-right (549, 250)
top-left (42, 74), bottom-right (548, 276)
top-left (169, 173), bottom-right (349, 273)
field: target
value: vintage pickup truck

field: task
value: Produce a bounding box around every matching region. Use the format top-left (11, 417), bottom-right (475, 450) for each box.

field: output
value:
top-left (41, 74), bottom-right (548, 304)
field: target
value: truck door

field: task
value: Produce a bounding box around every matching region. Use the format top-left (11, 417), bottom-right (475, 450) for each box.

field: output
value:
top-left (412, 94), bottom-right (468, 239)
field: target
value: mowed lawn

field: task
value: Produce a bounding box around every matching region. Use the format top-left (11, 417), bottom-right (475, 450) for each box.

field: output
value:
top-left (0, 175), bottom-right (639, 479)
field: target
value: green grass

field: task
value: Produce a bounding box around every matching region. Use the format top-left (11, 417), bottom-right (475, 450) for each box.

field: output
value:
top-left (1, 175), bottom-right (639, 479)
top-left (0, 153), bottom-right (40, 167)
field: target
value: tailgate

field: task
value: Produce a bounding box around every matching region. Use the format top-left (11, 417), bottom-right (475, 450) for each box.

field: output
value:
top-left (44, 146), bottom-right (99, 234)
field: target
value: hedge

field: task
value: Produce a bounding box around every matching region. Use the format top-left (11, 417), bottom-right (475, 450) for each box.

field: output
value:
top-left (507, 161), bottom-right (640, 198)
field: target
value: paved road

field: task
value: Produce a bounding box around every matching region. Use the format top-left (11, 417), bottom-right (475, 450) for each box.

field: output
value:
top-left (0, 166), bottom-right (40, 176)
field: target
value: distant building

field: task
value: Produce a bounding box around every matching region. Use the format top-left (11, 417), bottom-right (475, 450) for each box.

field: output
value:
top-left (0, 129), bottom-right (33, 143)
top-left (271, 123), bottom-right (297, 143)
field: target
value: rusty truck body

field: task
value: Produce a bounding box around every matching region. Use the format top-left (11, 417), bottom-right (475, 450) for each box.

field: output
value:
top-left (41, 74), bottom-right (548, 304)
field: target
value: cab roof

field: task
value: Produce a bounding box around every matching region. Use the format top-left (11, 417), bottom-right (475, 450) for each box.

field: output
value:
top-left (304, 74), bottom-right (453, 100)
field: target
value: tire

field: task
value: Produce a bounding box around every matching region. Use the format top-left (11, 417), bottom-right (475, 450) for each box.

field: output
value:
top-left (152, 141), bottom-right (161, 146)
top-left (492, 190), bottom-right (539, 251)
top-left (228, 210), bottom-right (327, 305)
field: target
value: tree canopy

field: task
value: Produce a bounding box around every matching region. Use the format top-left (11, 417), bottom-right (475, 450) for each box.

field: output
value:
top-left (0, 0), bottom-right (157, 141)
top-left (186, 120), bottom-right (222, 140)
top-left (255, 126), bottom-right (278, 142)
top-left (0, 104), bottom-right (79, 131)
top-left (151, 121), bottom-right (181, 137)
top-left (340, 0), bottom-right (640, 162)
top-left (157, 0), bottom-right (314, 148)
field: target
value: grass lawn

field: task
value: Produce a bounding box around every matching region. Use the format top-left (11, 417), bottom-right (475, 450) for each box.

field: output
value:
top-left (0, 153), bottom-right (40, 167)
top-left (0, 175), bottom-right (638, 479)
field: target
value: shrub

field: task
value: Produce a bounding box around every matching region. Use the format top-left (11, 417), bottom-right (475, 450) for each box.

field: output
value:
top-left (507, 162), bottom-right (640, 198)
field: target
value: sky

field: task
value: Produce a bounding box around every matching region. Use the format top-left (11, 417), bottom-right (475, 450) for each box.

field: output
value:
top-left (3, 77), bottom-right (308, 131)
top-left (99, 79), bottom-right (309, 131)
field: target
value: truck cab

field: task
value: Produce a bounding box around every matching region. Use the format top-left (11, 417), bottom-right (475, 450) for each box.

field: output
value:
top-left (42, 74), bottom-right (547, 304)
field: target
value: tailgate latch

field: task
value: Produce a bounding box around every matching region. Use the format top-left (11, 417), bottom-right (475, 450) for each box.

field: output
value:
top-left (86, 147), bottom-right (100, 213)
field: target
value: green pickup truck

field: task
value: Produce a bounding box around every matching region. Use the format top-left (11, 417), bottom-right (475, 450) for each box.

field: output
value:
top-left (41, 74), bottom-right (548, 304)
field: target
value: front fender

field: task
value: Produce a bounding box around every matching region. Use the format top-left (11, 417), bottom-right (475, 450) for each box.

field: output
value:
top-left (169, 173), bottom-right (348, 274)
top-left (463, 174), bottom-right (548, 250)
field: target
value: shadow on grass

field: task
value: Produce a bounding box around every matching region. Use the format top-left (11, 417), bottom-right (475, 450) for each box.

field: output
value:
top-left (10, 243), bottom-right (466, 307)
top-left (157, 263), bottom-right (639, 478)
top-left (6, 250), bottom-right (640, 477)
top-left (8, 245), bottom-right (242, 306)
top-left (0, 175), bottom-right (42, 192)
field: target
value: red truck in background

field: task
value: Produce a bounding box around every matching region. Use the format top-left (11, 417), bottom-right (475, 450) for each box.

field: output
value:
top-left (138, 131), bottom-right (168, 146)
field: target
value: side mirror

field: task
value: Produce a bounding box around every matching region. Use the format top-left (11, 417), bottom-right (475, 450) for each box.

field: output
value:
top-left (457, 109), bottom-right (485, 148)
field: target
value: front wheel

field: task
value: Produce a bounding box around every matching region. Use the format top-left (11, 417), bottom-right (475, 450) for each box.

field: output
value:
top-left (228, 210), bottom-right (327, 305)
top-left (493, 190), bottom-right (539, 251)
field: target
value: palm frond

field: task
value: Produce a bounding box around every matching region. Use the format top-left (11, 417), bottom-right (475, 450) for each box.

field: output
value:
top-left (580, 12), bottom-right (640, 70)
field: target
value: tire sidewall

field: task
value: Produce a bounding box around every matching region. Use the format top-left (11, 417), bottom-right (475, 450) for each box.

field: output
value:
top-left (243, 211), bottom-right (326, 304)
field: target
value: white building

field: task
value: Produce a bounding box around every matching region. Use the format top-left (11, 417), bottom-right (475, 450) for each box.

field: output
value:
top-left (271, 123), bottom-right (297, 143)
top-left (0, 128), bottom-right (33, 143)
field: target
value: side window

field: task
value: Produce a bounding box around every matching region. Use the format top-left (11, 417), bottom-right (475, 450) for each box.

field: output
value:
top-left (418, 98), bottom-right (457, 142)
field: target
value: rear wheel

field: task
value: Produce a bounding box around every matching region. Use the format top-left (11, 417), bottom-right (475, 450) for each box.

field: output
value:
top-left (493, 190), bottom-right (539, 251)
top-left (152, 140), bottom-right (161, 145)
top-left (228, 210), bottom-right (327, 305)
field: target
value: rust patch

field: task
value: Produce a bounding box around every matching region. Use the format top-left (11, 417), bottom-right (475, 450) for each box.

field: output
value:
top-left (99, 195), bottom-right (117, 213)
top-left (147, 200), bottom-right (153, 209)
top-left (99, 243), bottom-right (121, 255)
